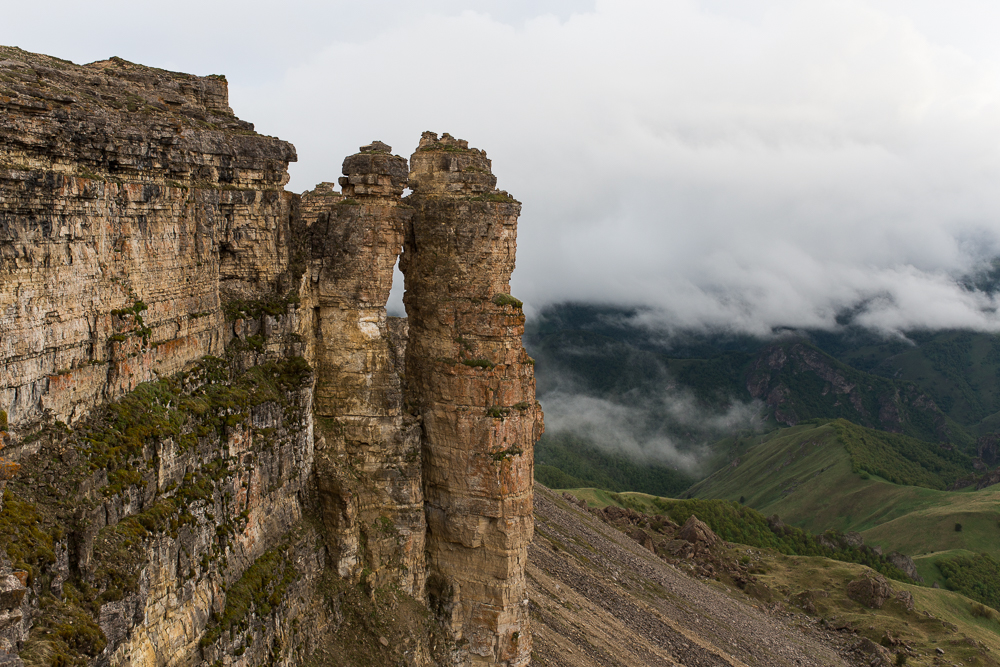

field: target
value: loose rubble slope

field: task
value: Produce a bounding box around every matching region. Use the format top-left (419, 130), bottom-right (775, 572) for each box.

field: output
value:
top-left (529, 484), bottom-right (850, 666)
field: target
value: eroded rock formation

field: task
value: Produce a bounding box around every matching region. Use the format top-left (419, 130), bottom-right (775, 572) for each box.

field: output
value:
top-left (303, 142), bottom-right (425, 596)
top-left (0, 46), bottom-right (540, 667)
top-left (401, 132), bottom-right (543, 666)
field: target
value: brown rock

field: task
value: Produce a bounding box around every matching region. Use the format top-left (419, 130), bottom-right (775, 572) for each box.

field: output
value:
top-left (679, 515), bottom-right (718, 548)
top-left (0, 575), bottom-right (26, 611)
top-left (846, 573), bottom-right (894, 609)
top-left (305, 143), bottom-right (425, 596)
top-left (626, 527), bottom-right (655, 552)
top-left (401, 131), bottom-right (542, 666)
top-left (852, 637), bottom-right (894, 666)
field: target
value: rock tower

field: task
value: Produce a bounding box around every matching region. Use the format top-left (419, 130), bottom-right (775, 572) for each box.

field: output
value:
top-left (401, 132), bottom-right (543, 666)
top-left (305, 142), bottom-right (425, 596)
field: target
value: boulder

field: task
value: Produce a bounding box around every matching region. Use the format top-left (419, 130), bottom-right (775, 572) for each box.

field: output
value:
top-left (626, 528), bottom-right (654, 552)
top-left (846, 573), bottom-right (894, 609)
top-left (887, 551), bottom-right (923, 582)
top-left (843, 531), bottom-right (864, 548)
top-left (679, 516), bottom-right (718, 548)
top-left (852, 638), bottom-right (894, 667)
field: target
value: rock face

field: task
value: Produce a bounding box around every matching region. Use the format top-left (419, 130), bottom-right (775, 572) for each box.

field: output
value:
top-left (746, 341), bottom-right (951, 442)
top-left (0, 47), bottom-right (541, 667)
top-left (401, 132), bottom-right (543, 666)
top-left (303, 143), bottom-right (425, 596)
top-left (0, 46), bottom-right (297, 431)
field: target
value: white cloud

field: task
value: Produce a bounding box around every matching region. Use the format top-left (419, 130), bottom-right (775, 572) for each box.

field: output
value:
top-left (540, 388), bottom-right (763, 471)
top-left (9, 1), bottom-right (1000, 334)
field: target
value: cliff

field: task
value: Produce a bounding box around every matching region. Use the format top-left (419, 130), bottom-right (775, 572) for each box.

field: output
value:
top-left (0, 46), bottom-right (541, 667)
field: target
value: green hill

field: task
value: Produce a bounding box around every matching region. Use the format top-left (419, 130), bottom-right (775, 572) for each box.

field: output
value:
top-left (534, 432), bottom-right (695, 497)
top-left (688, 421), bottom-right (1000, 556)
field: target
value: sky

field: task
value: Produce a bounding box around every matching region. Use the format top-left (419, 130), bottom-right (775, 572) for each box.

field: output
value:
top-left (7, 0), bottom-right (1000, 336)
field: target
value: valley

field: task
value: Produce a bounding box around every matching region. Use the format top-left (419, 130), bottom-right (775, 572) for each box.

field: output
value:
top-left (530, 302), bottom-right (1000, 641)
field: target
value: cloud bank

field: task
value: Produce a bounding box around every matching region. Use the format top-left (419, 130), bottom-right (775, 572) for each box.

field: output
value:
top-left (8, 1), bottom-right (1000, 335)
top-left (232, 0), bottom-right (1000, 335)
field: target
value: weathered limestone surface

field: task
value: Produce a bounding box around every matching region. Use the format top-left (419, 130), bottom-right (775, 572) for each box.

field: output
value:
top-left (0, 44), bottom-right (541, 667)
top-left (0, 46), bottom-right (296, 430)
top-left (303, 143), bottom-right (425, 597)
top-left (401, 132), bottom-right (543, 666)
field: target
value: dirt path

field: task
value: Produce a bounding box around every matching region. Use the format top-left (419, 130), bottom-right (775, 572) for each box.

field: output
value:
top-left (528, 484), bottom-right (858, 667)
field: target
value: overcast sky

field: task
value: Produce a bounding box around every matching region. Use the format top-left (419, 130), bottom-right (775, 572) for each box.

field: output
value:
top-left (7, 0), bottom-right (1000, 335)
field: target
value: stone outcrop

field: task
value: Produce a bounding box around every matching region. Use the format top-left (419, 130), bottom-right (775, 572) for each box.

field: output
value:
top-left (0, 46), bottom-right (297, 431)
top-left (745, 341), bottom-right (952, 442)
top-left (887, 551), bottom-right (923, 583)
top-left (303, 142), bottom-right (425, 596)
top-left (401, 131), bottom-right (542, 666)
top-left (678, 515), bottom-right (718, 548)
top-left (845, 572), bottom-right (913, 611)
top-left (0, 46), bottom-right (541, 667)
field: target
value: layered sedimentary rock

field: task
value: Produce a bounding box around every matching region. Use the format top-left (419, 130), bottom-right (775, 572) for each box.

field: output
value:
top-left (303, 142), bottom-right (425, 596)
top-left (0, 44), bottom-right (541, 667)
top-left (0, 47), bottom-right (321, 667)
top-left (0, 46), bottom-right (296, 430)
top-left (401, 132), bottom-right (543, 666)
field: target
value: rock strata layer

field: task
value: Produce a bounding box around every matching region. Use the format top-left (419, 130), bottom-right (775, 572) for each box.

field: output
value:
top-left (401, 132), bottom-right (543, 666)
top-left (0, 46), bottom-right (296, 430)
top-left (0, 46), bottom-right (542, 667)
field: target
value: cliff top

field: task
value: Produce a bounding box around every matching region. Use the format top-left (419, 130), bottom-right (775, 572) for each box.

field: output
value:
top-left (0, 45), bottom-right (296, 187)
top-left (0, 45), bottom-right (250, 131)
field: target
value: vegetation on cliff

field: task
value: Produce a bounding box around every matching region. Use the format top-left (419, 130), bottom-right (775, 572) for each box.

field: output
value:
top-left (0, 340), bottom-right (313, 666)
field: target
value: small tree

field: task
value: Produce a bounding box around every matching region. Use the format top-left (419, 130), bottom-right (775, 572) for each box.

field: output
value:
top-left (956, 523), bottom-right (964, 532)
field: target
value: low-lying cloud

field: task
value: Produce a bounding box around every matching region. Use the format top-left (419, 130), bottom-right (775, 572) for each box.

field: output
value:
top-left (229, 1), bottom-right (1000, 336)
top-left (540, 389), bottom-right (764, 473)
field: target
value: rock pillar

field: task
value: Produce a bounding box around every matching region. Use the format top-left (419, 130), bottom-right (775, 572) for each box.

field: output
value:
top-left (400, 132), bottom-right (543, 666)
top-left (307, 141), bottom-right (425, 597)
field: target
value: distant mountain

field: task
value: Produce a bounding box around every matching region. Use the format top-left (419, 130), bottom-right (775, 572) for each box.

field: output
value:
top-left (526, 304), bottom-right (983, 456)
top-left (746, 340), bottom-right (971, 446)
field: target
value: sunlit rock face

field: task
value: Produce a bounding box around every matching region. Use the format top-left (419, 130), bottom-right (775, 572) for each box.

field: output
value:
top-left (0, 47), bottom-right (297, 432)
top-left (0, 43), bottom-right (540, 667)
top-left (401, 132), bottom-right (543, 667)
top-left (303, 142), bottom-right (426, 598)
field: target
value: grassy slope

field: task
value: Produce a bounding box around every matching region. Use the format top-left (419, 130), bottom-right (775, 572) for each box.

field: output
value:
top-left (760, 554), bottom-right (1000, 665)
top-left (685, 422), bottom-right (1000, 559)
top-left (912, 550), bottom-right (979, 589)
top-left (534, 433), bottom-right (695, 498)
